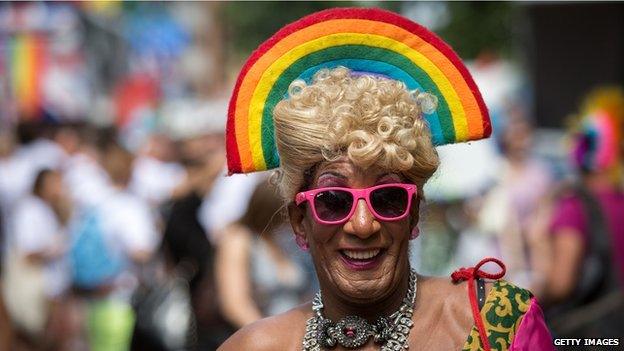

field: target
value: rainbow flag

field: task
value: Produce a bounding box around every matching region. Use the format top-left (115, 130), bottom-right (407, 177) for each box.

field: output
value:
top-left (7, 33), bottom-right (47, 120)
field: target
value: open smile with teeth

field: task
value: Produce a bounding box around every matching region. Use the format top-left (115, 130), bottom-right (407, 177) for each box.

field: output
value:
top-left (341, 249), bottom-right (382, 260)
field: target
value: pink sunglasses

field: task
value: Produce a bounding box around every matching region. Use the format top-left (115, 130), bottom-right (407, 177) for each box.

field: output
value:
top-left (295, 183), bottom-right (417, 225)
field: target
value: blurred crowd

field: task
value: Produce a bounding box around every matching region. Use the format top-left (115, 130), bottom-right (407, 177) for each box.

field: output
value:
top-left (0, 118), bottom-right (317, 351)
top-left (0, 2), bottom-right (623, 351)
top-left (0, 2), bottom-right (320, 350)
top-left (0, 85), bottom-right (622, 351)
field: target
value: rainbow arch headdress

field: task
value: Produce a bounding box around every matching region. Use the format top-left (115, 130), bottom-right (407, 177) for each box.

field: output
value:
top-left (226, 7), bottom-right (491, 174)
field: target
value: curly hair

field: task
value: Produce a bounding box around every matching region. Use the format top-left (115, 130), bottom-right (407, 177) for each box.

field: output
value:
top-left (273, 67), bottom-right (440, 200)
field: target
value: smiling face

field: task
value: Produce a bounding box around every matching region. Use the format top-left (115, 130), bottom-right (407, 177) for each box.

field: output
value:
top-left (289, 158), bottom-right (417, 304)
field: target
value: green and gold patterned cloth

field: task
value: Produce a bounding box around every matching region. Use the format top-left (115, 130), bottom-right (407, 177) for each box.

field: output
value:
top-left (461, 280), bottom-right (533, 351)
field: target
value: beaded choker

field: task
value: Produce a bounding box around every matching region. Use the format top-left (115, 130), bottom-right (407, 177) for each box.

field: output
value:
top-left (302, 270), bottom-right (417, 350)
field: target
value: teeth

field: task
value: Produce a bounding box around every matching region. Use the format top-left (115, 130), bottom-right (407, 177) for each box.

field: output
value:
top-left (342, 249), bottom-right (381, 260)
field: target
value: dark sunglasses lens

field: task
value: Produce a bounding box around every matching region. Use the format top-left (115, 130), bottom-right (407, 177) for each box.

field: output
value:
top-left (314, 190), bottom-right (353, 222)
top-left (371, 187), bottom-right (408, 218)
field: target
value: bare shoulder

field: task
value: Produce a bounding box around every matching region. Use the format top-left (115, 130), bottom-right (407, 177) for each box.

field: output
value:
top-left (218, 303), bottom-right (312, 351)
top-left (418, 275), bottom-right (494, 296)
top-left (416, 275), bottom-right (494, 318)
top-left (407, 275), bottom-right (497, 348)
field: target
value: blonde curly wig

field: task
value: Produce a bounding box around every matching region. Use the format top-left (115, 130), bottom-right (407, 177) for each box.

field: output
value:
top-left (273, 67), bottom-right (440, 200)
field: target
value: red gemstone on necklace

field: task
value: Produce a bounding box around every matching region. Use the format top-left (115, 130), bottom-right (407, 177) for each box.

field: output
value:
top-left (344, 327), bottom-right (356, 338)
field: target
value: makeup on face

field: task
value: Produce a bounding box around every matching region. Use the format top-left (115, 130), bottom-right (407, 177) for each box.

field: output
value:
top-left (338, 246), bottom-right (387, 271)
top-left (302, 162), bottom-right (413, 275)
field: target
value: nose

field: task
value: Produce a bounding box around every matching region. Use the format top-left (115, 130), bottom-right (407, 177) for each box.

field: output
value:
top-left (343, 199), bottom-right (381, 239)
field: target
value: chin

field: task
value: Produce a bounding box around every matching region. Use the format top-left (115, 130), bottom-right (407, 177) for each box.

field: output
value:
top-left (326, 252), bottom-right (401, 303)
top-left (338, 277), bottom-right (395, 303)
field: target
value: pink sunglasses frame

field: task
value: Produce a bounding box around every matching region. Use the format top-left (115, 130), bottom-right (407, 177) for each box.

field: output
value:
top-left (295, 183), bottom-right (418, 225)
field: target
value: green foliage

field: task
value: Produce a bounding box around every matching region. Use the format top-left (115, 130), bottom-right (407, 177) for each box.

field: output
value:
top-left (221, 1), bottom-right (517, 63)
top-left (222, 1), bottom-right (401, 60)
top-left (437, 2), bottom-right (517, 59)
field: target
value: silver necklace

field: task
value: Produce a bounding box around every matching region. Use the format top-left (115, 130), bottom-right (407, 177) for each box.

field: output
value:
top-left (302, 269), bottom-right (417, 351)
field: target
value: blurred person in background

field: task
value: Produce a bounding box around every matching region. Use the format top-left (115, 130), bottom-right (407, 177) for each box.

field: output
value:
top-left (150, 94), bottom-right (267, 345)
top-left (0, 121), bottom-right (66, 209)
top-left (0, 132), bottom-right (12, 348)
top-left (0, 129), bottom-right (14, 278)
top-left (154, 132), bottom-right (230, 350)
top-left (0, 129), bottom-right (16, 220)
top-left (159, 98), bottom-right (262, 243)
top-left (455, 105), bottom-right (553, 292)
top-left (0, 130), bottom-right (18, 350)
top-left (216, 180), bottom-right (312, 329)
top-left (69, 137), bottom-right (159, 351)
top-left (61, 125), bottom-right (114, 211)
top-left (3, 169), bottom-right (71, 350)
top-left (544, 88), bottom-right (624, 337)
top-left (191, 128), bottom-right (262, 245)
top-left (130, 133), bottom-right (185, 209)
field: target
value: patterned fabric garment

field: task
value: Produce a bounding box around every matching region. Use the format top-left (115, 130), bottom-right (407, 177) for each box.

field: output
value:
top-left (462, 280), bottom-right (554, 351)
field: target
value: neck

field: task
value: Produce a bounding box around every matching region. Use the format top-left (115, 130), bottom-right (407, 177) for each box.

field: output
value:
top-left (319, 264), bottom-right (412, 322)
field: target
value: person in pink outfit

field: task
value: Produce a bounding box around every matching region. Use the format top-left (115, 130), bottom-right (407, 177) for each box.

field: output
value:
top-left (546, 88), bottom-right (624, 337)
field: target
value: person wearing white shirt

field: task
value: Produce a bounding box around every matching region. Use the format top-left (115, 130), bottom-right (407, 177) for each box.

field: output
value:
top-left (130, 134), bottom-right (186, 208)
top-left (78, 140), bottom-right (159, 351)
top-left (0, 122), bottom-right (67, 209)
top-left (3, 169), bottom-right (71, 348)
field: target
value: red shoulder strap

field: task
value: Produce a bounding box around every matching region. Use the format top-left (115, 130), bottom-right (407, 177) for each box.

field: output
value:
top-left (451, 257), bottom-right (506, 351)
